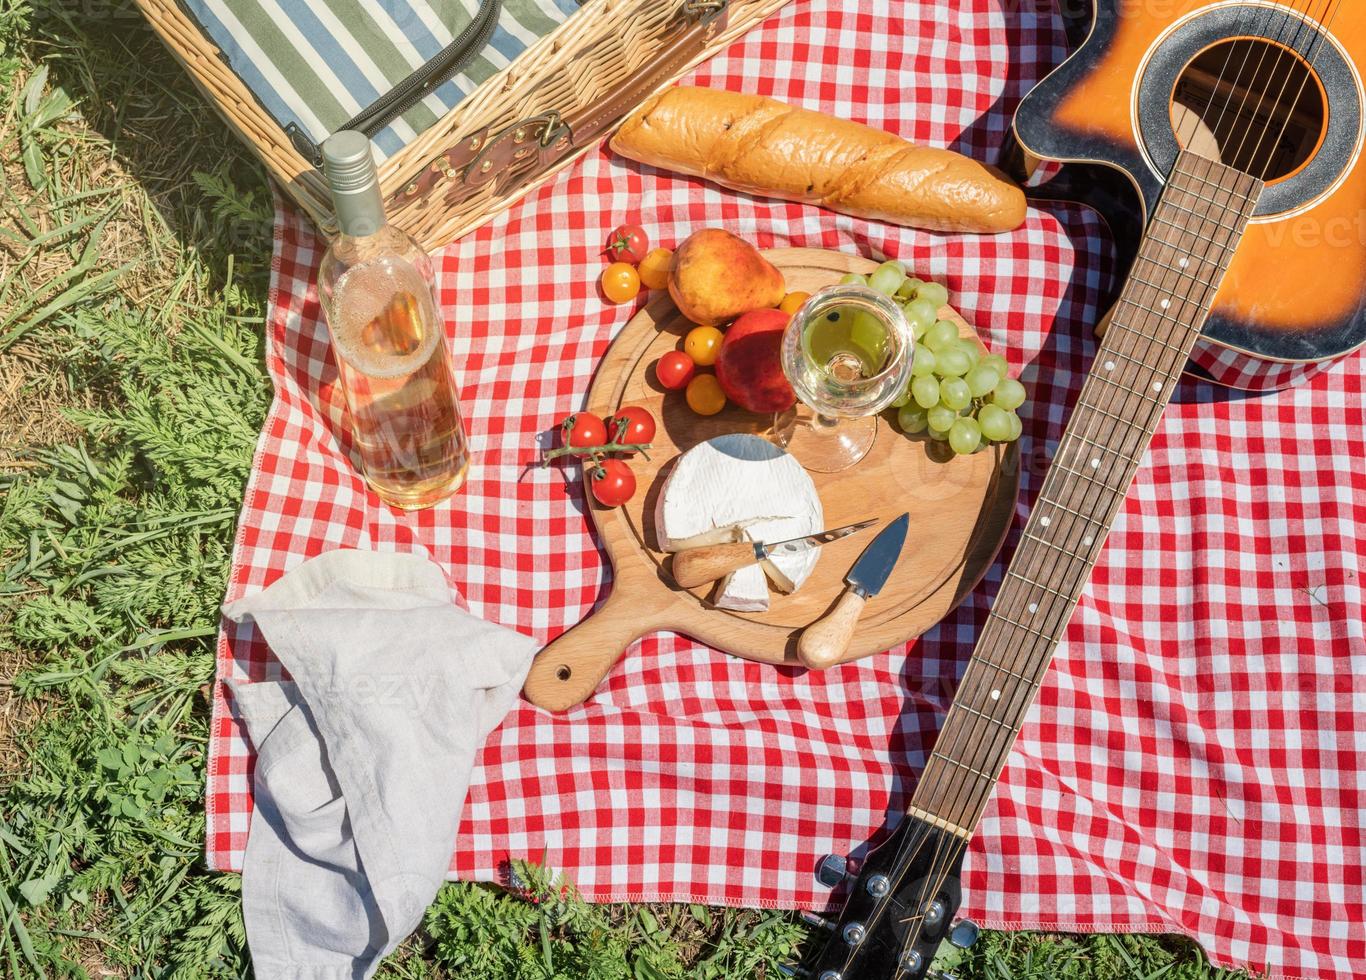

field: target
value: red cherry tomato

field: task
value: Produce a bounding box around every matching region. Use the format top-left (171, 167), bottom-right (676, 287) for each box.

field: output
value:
top-left (654, 351), bottom-right (695, 390)
top-left (561, 412), bottom-right (607, 450)
top-left (606, 224), bottom-right (649, 264)
top-left (589, 458), bottom-right (636, 507)
top-left (609, 406), bottom-right (656, 445)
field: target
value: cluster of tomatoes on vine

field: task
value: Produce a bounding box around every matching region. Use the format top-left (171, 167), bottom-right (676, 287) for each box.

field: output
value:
top-left (541, 406), bottom-right (656, 507)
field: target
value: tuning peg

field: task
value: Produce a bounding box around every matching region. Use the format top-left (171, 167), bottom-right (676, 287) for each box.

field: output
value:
top-left (947, 918), bottom-right (980, 949)
top-left (776, 962), bottom-right (811, 979)
top-left (815, 853), bottom-right (852, 888)
top-left (799, 910), bottom-right (835, 931)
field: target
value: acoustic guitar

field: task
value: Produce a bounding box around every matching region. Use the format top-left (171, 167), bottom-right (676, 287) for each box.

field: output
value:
top-left (790, 2), bottom-right (1364, 978)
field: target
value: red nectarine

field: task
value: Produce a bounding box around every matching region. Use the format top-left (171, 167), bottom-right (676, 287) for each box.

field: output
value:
top-left (715, 309), bottom-right (796, 413)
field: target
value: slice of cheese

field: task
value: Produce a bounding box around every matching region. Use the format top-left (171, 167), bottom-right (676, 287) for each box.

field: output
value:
top-left (655, 434), bottom-right (823, 610)
top-left (718, 562), bottom-right (770, 612)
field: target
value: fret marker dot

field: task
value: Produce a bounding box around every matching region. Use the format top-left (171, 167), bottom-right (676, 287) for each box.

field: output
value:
top-left (1028, 602), bottom-right (1039, 614)
top-left (1152, 381), bottom-right (1163, 392)
top-left (991, 689), bottom-right (1001, 701)
top-left (1084, 535), bottom-right (1094, 546)
top-left (1090, 458), bottom-right (1100, 468)
top-left (1040, 515), bottom-right (1051, 527)
top-left (1179, 257), bottom-right (1190, 269)
top-left (1104, 360), bottom-right (1115, 371)
top-left (1160, 297), bottom-right (1171, 310)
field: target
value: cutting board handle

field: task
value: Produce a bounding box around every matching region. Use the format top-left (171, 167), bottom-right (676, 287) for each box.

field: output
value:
top-left (523, 588), bottom-right (649, 712)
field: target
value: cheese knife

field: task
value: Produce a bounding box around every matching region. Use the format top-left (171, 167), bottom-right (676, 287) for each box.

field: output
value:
top-left (670, 519), bottom-right (878, 590)
top-left (797, 511), bottom-right (909, 670)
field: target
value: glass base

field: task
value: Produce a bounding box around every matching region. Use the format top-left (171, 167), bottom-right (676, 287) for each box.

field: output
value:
top-left (772, 408), bottom-right (879, 473)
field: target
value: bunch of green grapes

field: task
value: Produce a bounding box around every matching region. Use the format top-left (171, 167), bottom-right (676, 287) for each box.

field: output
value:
top-left (843, 261), bottom-right (1027, 456)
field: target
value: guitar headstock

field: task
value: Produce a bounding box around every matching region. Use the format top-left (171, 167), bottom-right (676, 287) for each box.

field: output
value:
top-left (789, 815), bottom-right (978, 980)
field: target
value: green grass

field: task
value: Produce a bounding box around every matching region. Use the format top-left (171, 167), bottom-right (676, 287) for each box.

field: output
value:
top-left (0, 1), bottom-right (1254, 976)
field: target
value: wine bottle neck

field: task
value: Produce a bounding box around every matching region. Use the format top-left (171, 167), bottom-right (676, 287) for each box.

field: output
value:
top-left (333, 182), bottom-right (388, 238)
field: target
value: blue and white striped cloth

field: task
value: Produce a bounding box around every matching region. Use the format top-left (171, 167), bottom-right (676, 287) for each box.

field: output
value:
top-left (183, 0), bottom-right (582, 160)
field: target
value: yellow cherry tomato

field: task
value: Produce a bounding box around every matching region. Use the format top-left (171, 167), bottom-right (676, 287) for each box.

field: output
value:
top-left (779, 291), bottom-right (811, 315)
top-left (685, 374), bottom-right (726, 416)
top-left (637, 247), bottom-right (673, 290)
top-left (683, 325), bottom-right (724, 367)
top-left (601, 262), bottom-right (641, 303)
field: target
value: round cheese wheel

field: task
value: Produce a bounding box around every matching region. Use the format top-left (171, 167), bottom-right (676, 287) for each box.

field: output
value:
top-left (654, 434), bottom-right (824, 610)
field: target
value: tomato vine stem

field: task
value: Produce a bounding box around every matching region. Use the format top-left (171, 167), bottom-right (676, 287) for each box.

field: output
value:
top-left (540, 442), bottom-right (653, 466)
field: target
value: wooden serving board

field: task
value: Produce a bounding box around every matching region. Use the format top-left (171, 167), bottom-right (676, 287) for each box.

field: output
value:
top-left (523, 248), bottom-right (1020, 712)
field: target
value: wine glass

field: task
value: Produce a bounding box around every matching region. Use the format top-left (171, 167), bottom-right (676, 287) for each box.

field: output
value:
top-left (772, 283), bottom-right (915, 472)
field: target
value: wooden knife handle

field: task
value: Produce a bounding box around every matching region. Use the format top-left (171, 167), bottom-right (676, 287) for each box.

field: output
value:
top-left (671, 541), bottom-right (759, 589)
top-left (797, 589), bottom-right (867, 670)
top-left (523, 589), bottom-right (648, 712)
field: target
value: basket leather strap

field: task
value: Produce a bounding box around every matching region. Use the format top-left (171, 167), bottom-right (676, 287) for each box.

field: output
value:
top-left (389, 0), bottom-right (730, 213)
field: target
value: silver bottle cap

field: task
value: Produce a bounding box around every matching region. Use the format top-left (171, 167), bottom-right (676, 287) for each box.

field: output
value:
top-left (322, 131), bottom-right (385, 236)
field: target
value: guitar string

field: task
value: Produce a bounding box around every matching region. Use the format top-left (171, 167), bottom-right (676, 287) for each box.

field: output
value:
top-left (1244, 0), bottom-right (1344, 182)
top-left (885, 156), bottom-right (1256, 973)
top-left (917, 0), bottom-right (1321, 850)
top-left (893, 156), bottom-right (1245, 908)
top-left (873, 167), bottom-right (1214, 974)
top-left (821, 6), bottom-right (1323, 974)
top-left (1200, 0), bottom-right (1291, 153)
top-left (887, 157), bottom-right (1260, 975)
top-left (924, 158), bottom-right (1243, 852)
top-left (888, 2), bottom-right (1315, 967)
top-left (904, 0), bottom-right (1286, 840)
top-left (1228, 0), bottom-right (1323, 165)
top-left (863, 158), bottom-right (1256, 907)
top-left (948, 155), bottom-right (1253, 839)
top-left (845, 7), bottom-right (1300, 966)
top-left (1207, 0), bottom-right (1311, 168)
top-left (907, 156), bottom-right (1239, 832)
top-left (1180, 0), bottom-right (1266, 149)
top-left (1223, 0), bottom-right (1332, 176)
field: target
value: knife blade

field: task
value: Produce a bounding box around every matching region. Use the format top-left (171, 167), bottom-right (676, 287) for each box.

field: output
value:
top-left (845, 511), bottom-right (909, 598)
top-left (798, 512), bottom-right (910, 670)
top-left (670, 519), bottom-right (878, 590)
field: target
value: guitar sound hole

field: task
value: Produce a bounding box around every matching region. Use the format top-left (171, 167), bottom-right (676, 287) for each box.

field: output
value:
top-left (1170, 37), bottom-right (1327, 182)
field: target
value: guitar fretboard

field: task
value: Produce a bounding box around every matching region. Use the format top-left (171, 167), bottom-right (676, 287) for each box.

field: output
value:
top-left (909, 151), bottom-right (1264, 837)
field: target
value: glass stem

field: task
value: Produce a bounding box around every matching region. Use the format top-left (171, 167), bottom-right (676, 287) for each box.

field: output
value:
top-left (770, 407), bottom-right (798, 448)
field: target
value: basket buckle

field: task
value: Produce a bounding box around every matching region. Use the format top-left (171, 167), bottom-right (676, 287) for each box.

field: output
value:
top-left (683, 0), bottom-right (725, 16)
top-left (538, 110), bottom-right (565, 148)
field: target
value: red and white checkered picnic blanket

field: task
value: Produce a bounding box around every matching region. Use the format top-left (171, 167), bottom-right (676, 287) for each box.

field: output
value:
top-left (209, 3), bottom-right (1366, 977)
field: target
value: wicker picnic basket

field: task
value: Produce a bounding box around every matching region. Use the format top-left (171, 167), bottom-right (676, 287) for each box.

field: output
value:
top-left (134, 0), bottom-right (790, 250)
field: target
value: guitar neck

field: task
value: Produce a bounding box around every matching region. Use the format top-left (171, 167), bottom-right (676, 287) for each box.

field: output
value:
top-left (909, 151), bottom-right (1264, 839)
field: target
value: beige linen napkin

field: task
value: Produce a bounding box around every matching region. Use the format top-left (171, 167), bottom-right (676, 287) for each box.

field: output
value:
top-left (221, 549), bottom-right (537, 979)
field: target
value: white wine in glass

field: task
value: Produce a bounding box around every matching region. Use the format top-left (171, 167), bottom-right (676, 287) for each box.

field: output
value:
top-left (774, 284), bottom-right (914, 472)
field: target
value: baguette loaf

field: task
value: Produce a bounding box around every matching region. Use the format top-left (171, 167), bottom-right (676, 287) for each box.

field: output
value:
top-left (610, 87), bottom-right (1026, 234)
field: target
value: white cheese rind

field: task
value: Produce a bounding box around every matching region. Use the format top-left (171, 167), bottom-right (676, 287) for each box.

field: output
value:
top-left (655, 434), bottom-right (823, 608)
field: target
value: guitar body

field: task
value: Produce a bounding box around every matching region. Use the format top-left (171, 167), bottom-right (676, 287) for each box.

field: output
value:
top-left (1015, 0), bottom-right (1366, 387)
